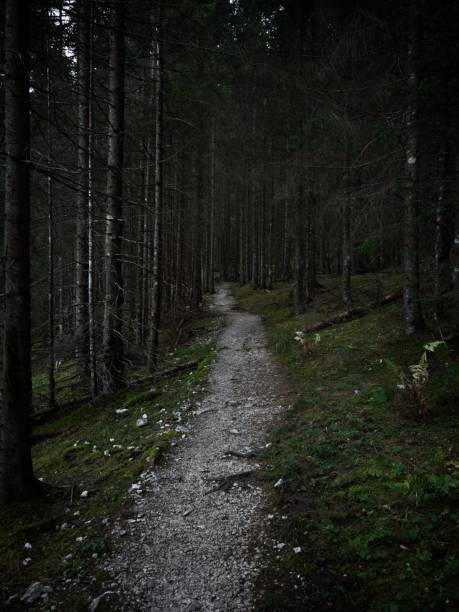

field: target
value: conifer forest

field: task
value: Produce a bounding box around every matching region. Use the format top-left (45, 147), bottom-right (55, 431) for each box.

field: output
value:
top-left (0, 1), bottom-right (458, 610)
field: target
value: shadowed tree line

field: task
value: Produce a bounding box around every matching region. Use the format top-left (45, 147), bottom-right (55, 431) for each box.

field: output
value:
top-left (0, 0), bottom-right (458, 502)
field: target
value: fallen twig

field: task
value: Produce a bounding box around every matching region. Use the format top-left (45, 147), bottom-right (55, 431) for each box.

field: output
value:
top-left (222, 449), bottom-right (258, 459)
top-left (131, 360), bottom-right (198, 387)
top-left (205, 470), bottom-right (255, 494)
top-left (303, 291), bottom-right (402, 334)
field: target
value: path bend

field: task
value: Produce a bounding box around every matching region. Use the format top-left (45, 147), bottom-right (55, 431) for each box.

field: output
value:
top-left (107, 283), bottom-right (289, 611)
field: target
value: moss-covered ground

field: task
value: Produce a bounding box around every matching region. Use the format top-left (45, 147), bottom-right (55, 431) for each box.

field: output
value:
top-left (234, 272), bottom-right (459, 612)
top-left (0, 314), bottom-right (219, 609)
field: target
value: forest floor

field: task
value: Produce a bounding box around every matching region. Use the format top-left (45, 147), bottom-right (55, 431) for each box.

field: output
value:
top-left (0, 308), bottom-right (219, 609)
top-left (102, 282), bottom-right (292, 610)
top-left (0, 283), bottom-right (293, 611)
top-left (1, 275), bottom-right (458, 611)
top-left (234, 272), bottom-right (459, 611)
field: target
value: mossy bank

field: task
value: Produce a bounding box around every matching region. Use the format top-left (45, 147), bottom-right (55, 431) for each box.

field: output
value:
top-left (234, 272), bottom-right (459, 612)
top-left (0, 314), bottom-right (220, 610)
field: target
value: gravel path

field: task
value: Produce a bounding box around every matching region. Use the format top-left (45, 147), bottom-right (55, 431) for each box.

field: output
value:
top-left (106, 283), bottom-right (289, 611)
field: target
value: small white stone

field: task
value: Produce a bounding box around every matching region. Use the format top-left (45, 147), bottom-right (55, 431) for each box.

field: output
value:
top-left (293, 546), bottom-right (302, 554)
top-left (274, 478), bottom-right (284, 488)
top-left (80, 490), bottom-right (89, 498)
top-left (24, 542), bottom-right (32, 550)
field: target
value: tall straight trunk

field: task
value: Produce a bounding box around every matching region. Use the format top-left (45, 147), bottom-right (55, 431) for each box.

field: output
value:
top-left (238, 160), bottom-right (248, 284)
top-left (238, 199), bottom-right (245, 284)
top-left (138, 56), bottom-right (154, 345)
top-left (342, 160), bottom-right (352, 310)
top-left (403, 0), bottom-right (424, 334)
top-left (47, 62), bottom-right (56, 410)
top-left (138, 137), bottom-right (151, 346)
top-left (191, 151), bottom-right (203, 307)
top-left (282, 179), bottom-right (291, 281)
top-left (87, 3), bottom-right (97, 399)
top-left (175, 153), bottom-right (186, 305)
top-left (1, 0), bottom-right (36, 503)
top-left (149, 10), bottom-right (163, 369)
top-left (453, 207), bottom-right (459, 318)
top-left (433, 137), bottom-right (455, 320)
top-left (75, 0), bottom-right (91, 385)
top-left (103, 1), bottom-right (125, 391)
top-left (306, 190), bottom-right (316, 300)
top-left (260, 172), bottom-right (267, 289)
top-left (58, 256), bottom-right (64, 339)
top-left (208, 122), bottom-right (216, 294)
top-left (294, 182), bottom-right (306, 314)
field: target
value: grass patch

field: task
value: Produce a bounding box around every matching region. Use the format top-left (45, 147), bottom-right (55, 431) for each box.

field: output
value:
top-left (234, 273), bottom-right (459, 611)
top-left (0, 314), bottom-right (220, 608)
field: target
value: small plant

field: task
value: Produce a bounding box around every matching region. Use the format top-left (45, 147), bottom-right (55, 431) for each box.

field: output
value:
top-left (294, 330), bottom-right (305, 345)
top-left (293, 330), bottom-right (320, 356)
top-left (388, 341), bottom-right (446, 418)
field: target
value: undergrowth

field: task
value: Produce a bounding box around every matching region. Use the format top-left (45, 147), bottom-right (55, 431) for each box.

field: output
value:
top-left (0, 314), bottom-right (219, 609)
top-left (234, 271), bottom-right (459, 612)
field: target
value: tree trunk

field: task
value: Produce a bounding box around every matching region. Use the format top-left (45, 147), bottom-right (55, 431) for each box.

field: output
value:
top-left (342, 161), bottom-right (352, 310)
top-left (208, 121), bottom-right (216, 294)
top-left (433, 137), bottom-right (455, 320)
top-left (1, 0), bottom-right (37, 503)
top-left (453, 206), bottom-right (459, 321)
top-left (149, 9), bottom-right (164, 369)
top-left (294, 182), bottom-right (306, 314)
top-left (47, 61), bottom-right (56, 410)
top-left (103, 1), bottom-right (125, 391)
top-left (75, 0), bottom-right (91, 385)
top-left (403, 0), bottom-right (424, 335)
top-left (87, 2), bottom-right (97, 399)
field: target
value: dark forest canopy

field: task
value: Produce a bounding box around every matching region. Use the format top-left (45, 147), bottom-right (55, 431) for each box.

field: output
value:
top-left (0, 0), bottom-right (458, 503)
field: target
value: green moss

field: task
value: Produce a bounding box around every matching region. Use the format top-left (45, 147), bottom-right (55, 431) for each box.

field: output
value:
top-left (235, 275), bottom-right (459, 612)
top-left (0, 314), bottom-right (220, 605)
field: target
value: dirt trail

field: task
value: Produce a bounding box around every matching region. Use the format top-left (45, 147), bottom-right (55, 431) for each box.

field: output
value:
top-left (106, 283), bottom-right (290, 611)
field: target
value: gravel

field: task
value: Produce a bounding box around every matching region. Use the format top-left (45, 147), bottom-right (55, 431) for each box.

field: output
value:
top-left (104, 283), bottom-right (289, 611)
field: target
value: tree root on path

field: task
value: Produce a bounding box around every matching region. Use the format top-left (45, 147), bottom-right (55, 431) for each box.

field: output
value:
top-left (303, 291), bottom-right (402, 334)
top-left (205, 470), bottom-right (275, 494)
top-left (205, 470), bottom-right (255, 494)
top-left (222, 449), bottom-right (258, 459)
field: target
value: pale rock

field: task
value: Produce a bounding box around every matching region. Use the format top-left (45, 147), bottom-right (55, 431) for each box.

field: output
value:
top-left (88, 591), bottom-right (114, 612)
top-left (20, 582), bottom-right (47, 605)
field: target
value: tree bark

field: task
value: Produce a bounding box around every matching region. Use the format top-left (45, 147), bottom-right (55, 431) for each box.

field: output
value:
top-left (1, 0), bottom-right (37, 503)
top-left (208, 121), bottom-right (216, 294)
top-left (47, 61), bottom-right (56, 411)
top-left (294, 181), bottom-right (307, 314)
top-left (433, 137), bottom-right (455, 320)
top-left (342, 160), bottom-right (352, 310)
top-left (103, 1), bottom-right (126, 391)
top-left (149, 8), bottom-right (164, 369)
top-left (75, 0), bottom-right (91, 385)
top-left (403, 0), bottom-right (424, 335)
top-left (87, 3), bottom-right (97, 399)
